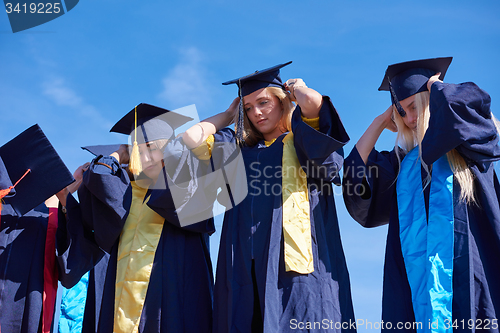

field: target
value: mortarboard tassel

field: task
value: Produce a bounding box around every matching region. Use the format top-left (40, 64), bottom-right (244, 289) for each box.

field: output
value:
top-left (129, 106), bottom-right (143, 176)
top-left (235, 79), bottom-right (245, 145)
top-left (387, 75), bottom-right (407, 117)
top-left (0, 168), bottom-right (31, 217)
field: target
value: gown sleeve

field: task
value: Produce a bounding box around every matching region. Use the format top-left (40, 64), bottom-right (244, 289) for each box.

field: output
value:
top-left (77, 155), bottom-right (130, 253)
top-left (148, 128), bottom-right (241, 232)
top-left (422, 81), bottom-right (500, 169)
top-left (146, 138), bottom-right (217, 234)
top-left (210, 128), bottom-right (248, 210)
top-left (291, 96), bottom-right (350, 185)
top-left (56, 193), bottom-right (105, 288)
top-left (342, 146), bottom-right (400, 228)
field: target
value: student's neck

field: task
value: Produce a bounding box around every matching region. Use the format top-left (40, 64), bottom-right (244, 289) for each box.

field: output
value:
top-left (263, 131), bottom-right (285, 142)
top-left (135, 177), bottom-right (154, 188)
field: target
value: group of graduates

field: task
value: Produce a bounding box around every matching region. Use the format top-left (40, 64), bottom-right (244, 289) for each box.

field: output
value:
top-left (1, 56), bottom-right (499, 333)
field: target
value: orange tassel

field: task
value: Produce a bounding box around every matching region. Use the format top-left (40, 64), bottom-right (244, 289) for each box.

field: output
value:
top-left (0, 169), bottom-right (31, 218)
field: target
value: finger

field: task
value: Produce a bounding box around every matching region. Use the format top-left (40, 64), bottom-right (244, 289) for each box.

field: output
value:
top-left (228, 97), bottom-right (239, 110)
top-left (387, 125), bottom-right (397, 133)
top-left (389, 119), bottom-right (398, 132)
top-left (427, 72), bottom-right (442, 90)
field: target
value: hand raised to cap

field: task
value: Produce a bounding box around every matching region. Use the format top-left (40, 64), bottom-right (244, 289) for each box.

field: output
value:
top-left (284, 78), bottom-right (307, 101)
top-left (382, 105), bottom-right (398, 133)
top-left (427, 72), bottom-right (442, 91)
top-left (225, 97), bottom-right (240, 123)
top-left (111, 144), bottom-right (130, 165)
top-left (45, 161), bottom-right (91, 208)
top-left (67, 162), bottom-right (91, 194)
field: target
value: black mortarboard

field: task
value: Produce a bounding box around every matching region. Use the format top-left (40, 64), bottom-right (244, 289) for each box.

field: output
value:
top-left (222, 61), bottom-right (292, 143)
top-left (110, 103), bottom-right (193, 175)
top-left (0, 124), bottom-right (75, 216)
top-left (379, 57), bottom-right (452, 117)
top-left (81, 144), bottom-right (123, 157)
top-left (222, 61), bottom-right (292, 97)
top-left (110, 103), bottom-right (193, 144)
top-left (0, 156), bottom-right (15, 198)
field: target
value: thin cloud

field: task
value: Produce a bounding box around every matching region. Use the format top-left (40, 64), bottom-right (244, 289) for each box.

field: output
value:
top-left (158, 47), bottom-right (213, 110)
top-left (42, 77), bottom-right (112, 131)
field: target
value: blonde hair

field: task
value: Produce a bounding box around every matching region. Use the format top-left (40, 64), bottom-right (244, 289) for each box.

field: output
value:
top-left (393, 91), bottom-right (476, 204)
top-left (234, 87), bottom-right (295, 146)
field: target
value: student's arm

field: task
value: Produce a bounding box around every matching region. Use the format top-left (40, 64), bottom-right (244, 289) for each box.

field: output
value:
top-left (182, 97), bottom-right (239, 149)
top-left (356, 105), bottom-right (397, 164)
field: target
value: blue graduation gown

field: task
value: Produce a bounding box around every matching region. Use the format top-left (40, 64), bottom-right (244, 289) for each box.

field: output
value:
top-left (0, 204), bottom-right (49, 333)
top-left (56, 155), bottom-right (215, 333)
top-left (212, 97), bottom-right (356, 332)
top-left (343, 82), bottom-right (500, 332)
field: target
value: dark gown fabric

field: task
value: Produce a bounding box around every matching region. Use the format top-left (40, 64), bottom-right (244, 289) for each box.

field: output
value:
top-left (343, 81), bottom-right (500, 332)
top-left (56, 154), bottom-right (215, 333)
top-left (207, 97), bottom-right (356, 332)
top-left (0, 204), bottom-right (50, 333)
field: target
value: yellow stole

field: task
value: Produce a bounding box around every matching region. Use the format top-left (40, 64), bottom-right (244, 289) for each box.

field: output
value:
top-left (114, 181), bottom-right (165, 333)
top-left (280, 132), bottom-right (314, 274)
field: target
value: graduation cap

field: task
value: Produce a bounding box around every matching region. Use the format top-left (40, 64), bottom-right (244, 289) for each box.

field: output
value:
top-left (379, 57), bottom-right (452, 117)
top-left (81, 144), bottom-right (123, 157)
top-left (222, 61), bottom-right (292, 143)
top-left (0, 156), bottom-right (15, 199)
top-left (0, 124), bottom-right (75, 216)
top-left (110, 103), bottom-right (193, 175)
top-left (222, 61), bottom-right (292, 96)
top-left (110, 103), bottom-right (192, 143)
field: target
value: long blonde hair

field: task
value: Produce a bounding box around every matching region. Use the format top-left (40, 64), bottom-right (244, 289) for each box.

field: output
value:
top-left (393, 91), bottom-right (476, 203)
top-left (234, 87), bottom-right (295, 146)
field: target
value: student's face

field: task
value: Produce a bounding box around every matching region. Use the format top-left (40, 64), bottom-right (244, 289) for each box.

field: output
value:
top-left (244, 88), bottom-right (284, 141)
top-left (399, 94), bottom-right (418, 131)
top-left (138, 141), bottom-right (164, 180)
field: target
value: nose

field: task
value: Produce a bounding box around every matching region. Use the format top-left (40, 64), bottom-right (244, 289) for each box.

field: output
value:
top-left (251, 106), bottom-right (263, 118)
top-left (141, 150), bottom-right (152, 163)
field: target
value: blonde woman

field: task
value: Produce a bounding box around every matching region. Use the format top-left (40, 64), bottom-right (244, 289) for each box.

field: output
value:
top-left (343, 57), bottom-right (500, 332)
top-left (182, 62), bottom-right (355, 332)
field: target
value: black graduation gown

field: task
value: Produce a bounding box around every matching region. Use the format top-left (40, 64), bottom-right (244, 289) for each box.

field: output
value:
top-left (343, 81), bottom-right (500, 332)
top-left (56, 155), bottom-right (215, 333)
top-left (0, 204), bottom-right (51, 333)
top-left (212, 97), bottom-right (356, 332)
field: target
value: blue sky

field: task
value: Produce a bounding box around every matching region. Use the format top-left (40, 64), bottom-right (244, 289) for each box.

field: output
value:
top-left (1, 1), bottom-right (499, 331)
